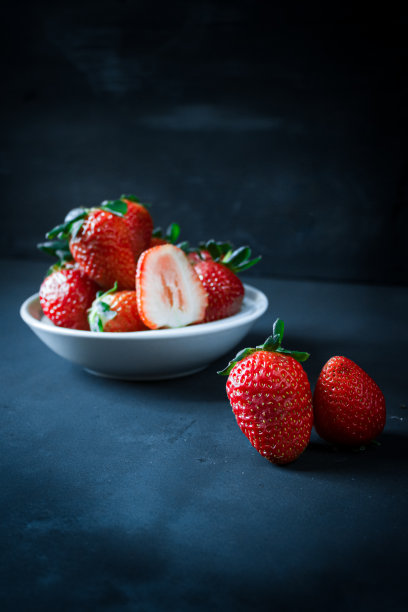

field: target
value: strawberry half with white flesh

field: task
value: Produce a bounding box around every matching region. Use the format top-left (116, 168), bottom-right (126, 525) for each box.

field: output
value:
top-left (136, 244), bottom-right (208, 329)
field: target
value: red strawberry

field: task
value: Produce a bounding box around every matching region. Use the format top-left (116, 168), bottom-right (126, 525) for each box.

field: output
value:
top-left (186, 250), bottom-right (212, 265)
top-left (136, 244), bottom-right (208, 329)
top-left (313, 356), bottom-right (386, 446)
top-left (219, 319), bottom-right (313, 465)
top-left (46, 200), bottom-right (136, 290)
top-left (117, 195), bottom-right (153, 260)
top-left (191, 241), bottom-right (261, 322)
top-left (88, 284), bottom-right (147, 332)
top-left (39, 262), bottom-right (99, 330)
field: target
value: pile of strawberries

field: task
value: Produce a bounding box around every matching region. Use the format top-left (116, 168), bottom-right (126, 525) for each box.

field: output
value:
top-left (220, 318), bottom-right (386, 465)
top-left (38, 195), bottom-right (260, 332)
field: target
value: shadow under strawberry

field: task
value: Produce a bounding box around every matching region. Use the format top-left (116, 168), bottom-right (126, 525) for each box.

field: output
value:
top-left (287, 430), bottom-right (408, 475)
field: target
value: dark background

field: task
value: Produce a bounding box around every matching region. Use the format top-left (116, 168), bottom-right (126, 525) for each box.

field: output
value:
top-left (1, 2), bottom-right (408, 285)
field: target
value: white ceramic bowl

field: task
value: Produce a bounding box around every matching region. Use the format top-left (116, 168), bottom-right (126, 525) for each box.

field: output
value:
top-left (20, 284), bottom-right (268, 380)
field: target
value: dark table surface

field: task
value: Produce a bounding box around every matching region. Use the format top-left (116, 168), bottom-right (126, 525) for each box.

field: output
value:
top-left (2, 259), bottom-right (408, 611)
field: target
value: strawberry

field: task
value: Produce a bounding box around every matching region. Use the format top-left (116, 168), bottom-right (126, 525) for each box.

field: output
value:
top-left (313, 356), bottom-right (386, 446)
top-left (45, 200), bottom-right (136, 290)
top-left (186, 249), bottom-right (212, 265)
top-left (136, 244), bottom-right (208, 329)
top-left (39, 262), bottom-right (99, 330)
top-left (88, 283), bottom-right (147, 332)
top-left (114, 194), bottom-right (153, 260)
top-left (191, 240), bottom-right (261, 322)
top-left (219, 319), bottom-right (313, 465)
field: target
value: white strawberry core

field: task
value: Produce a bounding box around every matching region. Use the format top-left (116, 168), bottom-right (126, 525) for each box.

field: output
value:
top-left (137, 245), bottom-right (208, 328)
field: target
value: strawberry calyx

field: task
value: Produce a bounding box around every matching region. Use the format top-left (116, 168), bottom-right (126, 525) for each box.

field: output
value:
top-left (45, 200), bottom-right (128, 242)
top-left (88, 282), bottom-right (119, 332)
top-left (37, 237), bottom-right (73, 263)
top-left (118, 193), bottom-right (150, 209)
top-left (218, 318), bottom-right (310, 375)
top-left (152, 222), bottom-right (181, 244)
top-left (197, 240), bottom-right (261, 273)
top-left (151, 222), bottom-right (192, 253)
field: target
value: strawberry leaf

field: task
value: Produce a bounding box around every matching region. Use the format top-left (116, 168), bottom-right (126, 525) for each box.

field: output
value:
top-left (272, 318), bottom-right (284, 346)
top-left (88, 282), bottom-right (119, 332)
top-left (119, 194), bottom-right (151, 209)
top-left (120, 194), bottom-right (140, 202)
top-left (217, 347), bottom-right (256, 376)
top-left (168, 222), bottom-right (181, 243)
top-left (45, 209), bottom-right (87, 240)
top-left (101, 200), bottom-right (128, 216)
top-left (37, 238), bottom-right (72, 262)
top-left (218, 318), bottom-right (310, 375)
top-left (276, 348), bottom-right (310, 362)
top-left (196, 240), bottom-right (261, 273)
top-left (64, 207), bottom-right (86, 222)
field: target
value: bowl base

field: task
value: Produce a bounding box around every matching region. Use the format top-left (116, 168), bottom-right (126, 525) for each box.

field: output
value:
top-left (84, 365), bottom-right (208, 381)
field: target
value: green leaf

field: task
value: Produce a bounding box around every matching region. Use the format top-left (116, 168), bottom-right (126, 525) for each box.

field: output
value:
top-left (276, 348), bottom-right (310, 363)
top-left (272, 318), bottom-right (284, 346)
top-left (223, 246), bottom-right (251, 267)
top-left (45, 209), bottom-right (87, 240)
top-left (70, 219), bottom-right (86, 240)
top-left (120, 194), bottom-right (140, 202)
top-left (233, 255), bottom-right (262, 273)
top-left (88, 282), bottom-right (119, 332)
top-left (177, 240), bottom-right (190, 253)
top-left (64, 207), bottom-right (86, 223)
top-left (152, 227), bottom-right (163, 238)
top-left (204, 240), bottom-right (221, 261)
top-left (261, 334), bottom-right (280, 351)
top-left (45, 222), bottom-right (69, 240)
top-left (217, 319), bottom-right (310, 374)
top-left (217, 347), bottom-right (256, 375)
top-left (168, 222), bottom-right (181, 243)
top-left (37, 239), bottom-right (72, 262)
top-left (101, 200), bottom-right (128, 216)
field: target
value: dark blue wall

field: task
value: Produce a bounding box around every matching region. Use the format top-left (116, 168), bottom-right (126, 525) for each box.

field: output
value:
top-left (1, 2), bottom-right (407, 284)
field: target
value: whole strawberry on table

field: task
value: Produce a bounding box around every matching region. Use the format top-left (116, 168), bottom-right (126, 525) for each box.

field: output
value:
top-left (37, 194), bottom-right (261, 332)
top-left (219, 318), bottom-right (313, 465)
top-left (219, 319), bottom-right (386, 464)
top-left (313, 356), bottom-right (386, 447)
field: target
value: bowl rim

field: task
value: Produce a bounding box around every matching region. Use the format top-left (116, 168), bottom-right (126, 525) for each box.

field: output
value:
top-left (20, 283), bottom-right (268, 341)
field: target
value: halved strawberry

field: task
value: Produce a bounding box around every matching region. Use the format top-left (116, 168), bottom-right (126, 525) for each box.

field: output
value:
top-left (136, 244), bottom-right (208, 329)
top-left (88, 284), bottom-right (147, 332)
